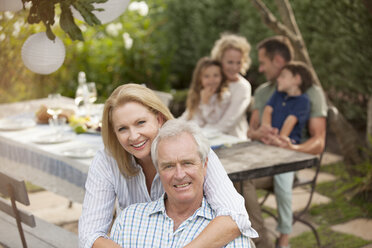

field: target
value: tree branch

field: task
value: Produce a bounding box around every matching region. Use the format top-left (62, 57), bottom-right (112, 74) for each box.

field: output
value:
top-left (251, 0), bottom-right (321, 85)
top-left (251, 0), bottom-right (299, 43)
top-left (274, 0), bottom-right (298, 35)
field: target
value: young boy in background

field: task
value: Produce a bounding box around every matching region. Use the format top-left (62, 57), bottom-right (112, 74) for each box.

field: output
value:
top-left (261, 61), bottom-right (314, 248)
top-left (262, 61), bottom-right (314, 145)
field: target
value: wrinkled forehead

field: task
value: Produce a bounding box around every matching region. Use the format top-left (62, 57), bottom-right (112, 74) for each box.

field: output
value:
top-left (157, 132), bottom-right (201, 160)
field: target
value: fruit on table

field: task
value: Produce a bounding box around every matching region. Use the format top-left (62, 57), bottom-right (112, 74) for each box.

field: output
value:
top-left (36, 105), bottom-right (75, 124)
top-left (74, 125), bottom-right (87, 134)
top-left (69, 115), bottom-right (90, 133)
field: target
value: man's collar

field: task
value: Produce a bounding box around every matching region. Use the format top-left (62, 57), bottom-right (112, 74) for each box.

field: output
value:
top-left (192, 196), bottom-right (214, 221)
top-left (149, 194), bottom-right (214, 221)
top-left (149, 193), bottom-right (167, 216)
top-left (269, 79), bottom-right (277, 85)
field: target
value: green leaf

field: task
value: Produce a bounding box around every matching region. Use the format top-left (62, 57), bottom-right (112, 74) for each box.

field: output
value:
top-left (60, 2), bottom-right (84, 41)
top-left (45, 24), bottom-right (56, 40)
top-left (73, 0), bottom-right (102, 26)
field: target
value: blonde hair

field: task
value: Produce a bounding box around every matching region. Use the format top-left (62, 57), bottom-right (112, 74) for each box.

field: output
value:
top-left (211, 33), bottom-right (251, 74)
top-left (186, 57), bottom-right (228, 120)
top-left (101, 83), bottom-right (174, 177)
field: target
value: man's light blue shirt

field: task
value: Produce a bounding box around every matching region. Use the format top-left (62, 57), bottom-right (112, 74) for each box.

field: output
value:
top-left (110, 194), bottom-right (252, 247)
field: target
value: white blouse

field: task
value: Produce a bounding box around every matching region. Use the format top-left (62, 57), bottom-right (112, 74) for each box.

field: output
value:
top-left (179, 91), bottom-right (231, 127)
top-left (78, 148), bottom-right (258, 248)
top-left (204, 75), bottom-right (251, 139)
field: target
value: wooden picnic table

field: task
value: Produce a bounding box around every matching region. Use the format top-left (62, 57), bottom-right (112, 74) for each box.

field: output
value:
top-left (215, 141), bottom-right (318, 182)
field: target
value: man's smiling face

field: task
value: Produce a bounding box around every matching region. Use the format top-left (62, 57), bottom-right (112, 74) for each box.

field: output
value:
top-left (157, 132), bottom-right (207, 208)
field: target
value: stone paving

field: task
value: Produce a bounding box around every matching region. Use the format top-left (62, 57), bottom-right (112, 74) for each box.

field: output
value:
top-left (331, 219), bottom-right (372, 241)
top-left (19, 191), bottom-right (82, 225)
top-left (260, 152), bottom-right (372, 246)
top-left (10, 152), bottom-right (372, 247)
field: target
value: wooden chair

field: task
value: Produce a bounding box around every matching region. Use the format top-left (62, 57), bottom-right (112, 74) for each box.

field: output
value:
top-left (259, 109), bottom-right (331, 248)
top-left (153, 90), bottom-right (173, 107)
top-left (259, 152), bottom-right (323, 247)
top-left (0, 171), bottom-right (78, 248)
top-left (0, 171), bottom-right (35, 248)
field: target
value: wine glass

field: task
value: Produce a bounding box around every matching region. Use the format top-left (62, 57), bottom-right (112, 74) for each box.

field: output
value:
top-left (47, 93), bottom-right (64, 135)
top-left (47, 93), bottom-right (62, 120)
top-left (86, 82), bottom-right (97, 117)
top-left (75, 84), bottom-right (87, 107)
top-left (87, 82), bottom-right (97, 104)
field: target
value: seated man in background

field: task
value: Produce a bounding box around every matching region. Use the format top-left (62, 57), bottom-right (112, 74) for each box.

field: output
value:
top-left (246, 36), bottom-right (327, 248)
top-left (110, 119), bottom-right (254, 247)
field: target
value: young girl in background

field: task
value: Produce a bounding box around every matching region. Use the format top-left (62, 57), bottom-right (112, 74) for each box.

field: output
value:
top-left (180, 57), bottom-right (231, 130)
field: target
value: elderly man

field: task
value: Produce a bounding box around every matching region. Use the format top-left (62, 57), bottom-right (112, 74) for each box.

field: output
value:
top-left (110, 119), bottom-right (253, 247)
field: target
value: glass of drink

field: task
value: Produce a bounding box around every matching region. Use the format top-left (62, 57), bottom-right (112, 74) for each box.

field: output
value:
top-left (87, 82), bottom-right (97, 104)
top-left (47, 93), bottom-right (62, 121)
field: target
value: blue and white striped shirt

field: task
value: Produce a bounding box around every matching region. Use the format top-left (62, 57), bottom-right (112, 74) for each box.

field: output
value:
top-left (79, 148), bottom-right (258, 248)
top-left (110, 195), bottom-right (252, 247)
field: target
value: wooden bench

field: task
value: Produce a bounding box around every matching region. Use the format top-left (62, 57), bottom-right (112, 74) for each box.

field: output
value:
top-left (0, 171), bottom-right (78, 248)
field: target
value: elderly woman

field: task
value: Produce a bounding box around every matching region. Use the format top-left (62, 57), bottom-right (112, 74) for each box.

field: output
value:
top-left (78, 84), bottom-right (258, 248)
top-left (208, 33), bottom-right (252, 139)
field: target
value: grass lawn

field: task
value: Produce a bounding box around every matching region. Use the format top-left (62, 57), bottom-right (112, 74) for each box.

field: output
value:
top-left (262, 162), bottom-right (372, 248)
top-left (294, 162), bottom-right (372, 247)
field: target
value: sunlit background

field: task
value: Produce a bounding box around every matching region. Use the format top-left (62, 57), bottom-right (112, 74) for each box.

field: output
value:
top-left (0, 0), bottom-right (371, 128)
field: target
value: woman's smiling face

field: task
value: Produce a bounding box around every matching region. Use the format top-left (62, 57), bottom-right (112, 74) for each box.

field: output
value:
top-left (112, 101), bottom-right (164, 163)
top-left (220, 48), bottom-right (243, 82)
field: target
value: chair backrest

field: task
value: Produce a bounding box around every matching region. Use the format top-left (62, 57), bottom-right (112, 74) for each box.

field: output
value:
top-left (153, 90), bottom-right (173, 107)
top-left (0, 172), bottom-right (36, 227)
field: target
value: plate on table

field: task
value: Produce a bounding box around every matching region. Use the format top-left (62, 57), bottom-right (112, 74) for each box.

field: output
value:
top-left (0, 118), bottom-right (36, 131)
top-left (201, 128), bottom-right (221, 139)
top-left (61, 147), bottom-right (97, 158)
top-left (85, 128), bottom-right (101, 135)
top-left (32, 133), bottom-right (76, 144)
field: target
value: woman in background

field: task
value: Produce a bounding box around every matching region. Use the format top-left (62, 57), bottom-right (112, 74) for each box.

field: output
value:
top-left (209, 33), bottom-right (252, 139)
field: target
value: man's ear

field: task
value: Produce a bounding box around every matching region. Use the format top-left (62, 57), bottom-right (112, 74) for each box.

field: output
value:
top-left (273, 54), bottom-right (286, 68)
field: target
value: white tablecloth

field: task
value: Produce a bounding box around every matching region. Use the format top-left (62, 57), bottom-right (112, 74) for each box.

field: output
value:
top-left (0, 122), bottom-right (103, 203)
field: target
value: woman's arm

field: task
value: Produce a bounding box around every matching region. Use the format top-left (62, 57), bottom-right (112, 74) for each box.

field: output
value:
top-left (184, 216), bottom-right (241, 248)
top-left (92, 237), bottom-right (120, 248)
top-left (79, 150), bottom-right (117, 248)
top-left (206, 78), bottom-right (251, 133)
top-left (187, 149), bottom-right (258, 247)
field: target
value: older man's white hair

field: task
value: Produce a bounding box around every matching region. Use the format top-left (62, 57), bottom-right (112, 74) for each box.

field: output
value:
top-left (151, 119), bottom-right (210, 169)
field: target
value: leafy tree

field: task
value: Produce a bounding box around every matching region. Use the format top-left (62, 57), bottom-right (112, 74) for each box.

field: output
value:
top-left (162, 0), bottom-right (372, 129)
top-left (0, 0), bottom-right (173, 104)
top-left (52, 0), bottom-right (173, 100)
top-left (291, 0), bottom-right (372, 129)
top-left (163, 0), bottom-right (273, 89)
top-left (0, 11), bottom-right (55, 103)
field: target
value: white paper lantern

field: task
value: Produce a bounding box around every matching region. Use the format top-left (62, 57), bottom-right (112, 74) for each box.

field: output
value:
top-left (72, 0), bottom-right (130, 24)
top-left (0, 0), bottom-right (23, 12)
top-left (22, 32), bottom-right (66, 75)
